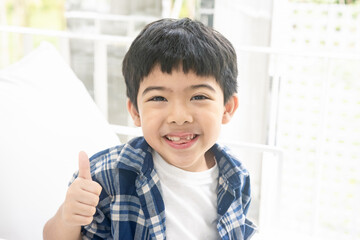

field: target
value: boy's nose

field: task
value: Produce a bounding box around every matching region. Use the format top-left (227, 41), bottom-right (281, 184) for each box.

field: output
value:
top-left (167, 102), bottom-right (193, 125)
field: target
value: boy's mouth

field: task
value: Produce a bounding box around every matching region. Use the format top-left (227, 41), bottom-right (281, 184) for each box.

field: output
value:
top-left (165, 134), bottom-right (197, 144)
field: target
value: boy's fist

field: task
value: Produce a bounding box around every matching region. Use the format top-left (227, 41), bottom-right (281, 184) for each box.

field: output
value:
top-left (61, 151), bottom-right (102, 226)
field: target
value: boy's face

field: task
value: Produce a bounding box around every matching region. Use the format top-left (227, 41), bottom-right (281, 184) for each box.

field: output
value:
top-left (128, 65), bottom-right (238, 172)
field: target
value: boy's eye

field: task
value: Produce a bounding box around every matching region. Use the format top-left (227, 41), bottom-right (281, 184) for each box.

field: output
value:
top-left (149, 96), bottom-right (167, 102)
top-left (191, 95), bottom-right (209, 100)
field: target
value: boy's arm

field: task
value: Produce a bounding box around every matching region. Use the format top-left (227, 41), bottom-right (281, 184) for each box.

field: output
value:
top-left (43, 151), bottom-right (102, 240)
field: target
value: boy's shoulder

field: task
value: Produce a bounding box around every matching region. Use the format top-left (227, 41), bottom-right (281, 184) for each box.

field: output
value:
top-left (211, 143), bottom-right (250, 193)
top-left (89, 136), bottom-right (152, 175)
top-left (84, 136), bottom-right (153, 197)
top-left (212, 143), bottom-right (249, 175)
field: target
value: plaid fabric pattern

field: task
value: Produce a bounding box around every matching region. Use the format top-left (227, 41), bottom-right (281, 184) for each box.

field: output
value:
top-left (70, 137), bottom-right (256, 240)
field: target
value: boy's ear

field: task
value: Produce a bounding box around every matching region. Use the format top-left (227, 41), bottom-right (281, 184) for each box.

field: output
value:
top-left (222, 94), bottom-right (239, 124)
top-left (127, 99), bottom-right (141, 127)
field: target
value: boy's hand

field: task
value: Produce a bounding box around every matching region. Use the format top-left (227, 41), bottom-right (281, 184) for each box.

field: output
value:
top-left (61, 151), bottom-right (102, 227)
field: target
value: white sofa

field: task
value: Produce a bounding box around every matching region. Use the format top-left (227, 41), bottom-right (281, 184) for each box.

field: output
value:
top-left (0, 42), bottom-right (120, 239)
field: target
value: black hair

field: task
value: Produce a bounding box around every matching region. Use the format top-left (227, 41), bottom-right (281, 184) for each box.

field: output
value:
top-left (122, 18), bottom-right (238, 110)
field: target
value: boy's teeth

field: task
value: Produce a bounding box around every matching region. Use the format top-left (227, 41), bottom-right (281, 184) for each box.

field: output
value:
top-left (167, 134), bottom-right (195, 141)
top-left (168, 136), bottom-right (181, 141)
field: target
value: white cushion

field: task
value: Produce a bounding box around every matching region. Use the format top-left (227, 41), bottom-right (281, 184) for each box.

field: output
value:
top-left (0, 42), bottom-right (120, 239)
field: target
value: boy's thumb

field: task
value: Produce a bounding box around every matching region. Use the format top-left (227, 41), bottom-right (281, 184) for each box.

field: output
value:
top-left (78, 151), bottom-right (92, 180)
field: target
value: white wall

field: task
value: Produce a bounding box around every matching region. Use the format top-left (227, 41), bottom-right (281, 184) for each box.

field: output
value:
top-left (214, 0), bottom-right (274, 225)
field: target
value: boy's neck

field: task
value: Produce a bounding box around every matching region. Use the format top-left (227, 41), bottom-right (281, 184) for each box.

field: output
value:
top-left (205, 150), bottom-right (216, 169)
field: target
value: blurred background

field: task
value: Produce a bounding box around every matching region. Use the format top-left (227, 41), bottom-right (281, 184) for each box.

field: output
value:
top-left (0, 0), bottom-right (359, 239)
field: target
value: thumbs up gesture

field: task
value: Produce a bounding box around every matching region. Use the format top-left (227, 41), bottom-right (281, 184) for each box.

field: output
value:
top-left (61, 151), bottom-right (103, 226)
top-left (78, 151), bottom-right (93, 180)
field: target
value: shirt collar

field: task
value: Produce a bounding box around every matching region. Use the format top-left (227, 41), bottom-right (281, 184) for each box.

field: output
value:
top-left (115, 136), bottom-right (154, 176)
top-left (211, 143), bottom-right (249, 190)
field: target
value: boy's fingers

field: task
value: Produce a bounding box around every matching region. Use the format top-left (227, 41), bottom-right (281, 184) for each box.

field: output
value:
top-left (76, 188), bottom-right (101, 206)
top-left (78, 180), bottom-right (103, 196)
top-left (73, 201), bottom-right (97, 217)
top-left (78, 151), bottom-right (92, 180)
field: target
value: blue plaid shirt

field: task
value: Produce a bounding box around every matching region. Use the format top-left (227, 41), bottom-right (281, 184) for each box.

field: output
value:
top-left (71, 137), bottom-right (256, 239)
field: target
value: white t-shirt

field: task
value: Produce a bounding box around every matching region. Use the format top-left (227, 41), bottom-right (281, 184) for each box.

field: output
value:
top-left (153, 151), bottom-right (220, 240)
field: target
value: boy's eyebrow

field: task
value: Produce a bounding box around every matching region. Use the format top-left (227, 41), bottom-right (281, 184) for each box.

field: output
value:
top-left (141, 84), bottom-right (216, 96)
top-left (189, 84), bottom-right (216, 92)
top-left (141, 86), bottom-right (170, 96)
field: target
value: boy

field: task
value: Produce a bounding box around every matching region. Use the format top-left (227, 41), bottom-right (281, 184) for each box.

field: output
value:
top-left (43, 18), bottom-right (256, 240)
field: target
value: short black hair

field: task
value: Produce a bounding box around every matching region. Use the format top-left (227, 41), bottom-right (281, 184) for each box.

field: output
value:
top-left (122, 18), bottom-right (238, 110)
